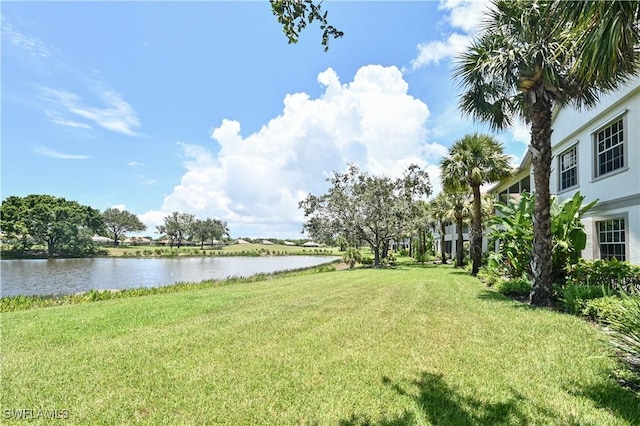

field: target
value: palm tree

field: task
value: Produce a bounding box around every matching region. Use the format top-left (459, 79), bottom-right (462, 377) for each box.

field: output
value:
top-left (429, 193), bottom-right (452, 265)
top-left (552, 1), bottom-right (639, 91)
top-left (454, 0), bottom-right (636, 305)
top-left (442, 190), bottom-right (473, 268)
top-left (441, 133), bottom-right (511, 275)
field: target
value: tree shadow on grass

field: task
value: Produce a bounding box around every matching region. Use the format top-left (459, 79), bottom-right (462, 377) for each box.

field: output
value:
top-left (339, 372), bottom-right (527, 426)
top-left (568, 378), bottom-right (640, 425)
top-left (477, 290), bottom-right (534, 309)
top-left (448, 269), bottom-right (472, 276)
top-left (394, 263), bottom-right (438, 271)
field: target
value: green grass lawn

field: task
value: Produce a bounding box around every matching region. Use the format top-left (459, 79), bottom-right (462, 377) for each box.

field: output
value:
top-left (2, 264), bottom-right (638, 424)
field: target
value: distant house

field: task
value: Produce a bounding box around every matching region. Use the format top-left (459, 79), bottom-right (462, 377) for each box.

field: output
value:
top-left (302, 241), bottom-right (321, 247)
top-left (132, 237), bottom-right (153, 246)
top-left (91, 235), bottom-right (112, 245)
top-left (262, 240), bottom-right (275, 245)
top-left (235, 239), bottom-right (250, 244)
top-left (283, 241), bottom-right (296, 246)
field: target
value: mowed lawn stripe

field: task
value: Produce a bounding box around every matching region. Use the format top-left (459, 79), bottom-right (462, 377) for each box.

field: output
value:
top-left (2, 265), bottom-right (638, 425)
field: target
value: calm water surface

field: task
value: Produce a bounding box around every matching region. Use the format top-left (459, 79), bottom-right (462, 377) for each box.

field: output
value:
top-left (0, 256), bottom-right (337, 297)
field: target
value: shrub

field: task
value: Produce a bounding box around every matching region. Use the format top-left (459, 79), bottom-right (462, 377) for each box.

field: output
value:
top-left (582, 296), bottom-right (627, 322)
top-left (495, 277), bottom-right (531, 297)
top-left (361, 256), bottom-right (373, 266)
top-left (477, 267), bottom-right (506, 288)
top-left (601, 294), bottom-right (640, 369)
top-left (380, 254), bottom-right (397, 267)
top-left (342, 247), bottom-right (362, 269)
top-left (559, 284), bottom-right (611, 315)
top-left (398, 248), bottom-right (408, 257)
top-left (565, 258), bottom-right (640, 294)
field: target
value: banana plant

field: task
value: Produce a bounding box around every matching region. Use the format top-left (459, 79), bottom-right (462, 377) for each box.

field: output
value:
top-left (489, 191), bottom-right (597, 283)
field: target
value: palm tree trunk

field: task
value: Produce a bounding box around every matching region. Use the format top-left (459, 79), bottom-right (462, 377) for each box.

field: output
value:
top-left (439, 223), bottom-right (447, 264)
top-left (456, 218), bottom-right (464, 267)
top-left (529, 97), bottom-right (554, 306)
top-left (471, 185), bottom-right (483, 275)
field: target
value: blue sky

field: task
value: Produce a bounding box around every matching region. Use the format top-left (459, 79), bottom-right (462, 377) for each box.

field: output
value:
top-left (2, 1), bottom-right (529, 239)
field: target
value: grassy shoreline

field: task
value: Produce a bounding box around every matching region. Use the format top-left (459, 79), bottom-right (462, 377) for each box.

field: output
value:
top-left (2, 263), bottom-right (639, 424)
top-left (0, 261), bottom-right (339, 313)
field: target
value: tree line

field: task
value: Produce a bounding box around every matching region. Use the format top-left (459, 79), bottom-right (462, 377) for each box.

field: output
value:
top-left (155, 212), bottom-right (229, 249)
top-left (0, 194), bottom-right (229, 257)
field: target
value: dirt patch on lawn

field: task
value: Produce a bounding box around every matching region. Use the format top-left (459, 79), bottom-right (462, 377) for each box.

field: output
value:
top-left (334, 262), bottom-right (350, 271)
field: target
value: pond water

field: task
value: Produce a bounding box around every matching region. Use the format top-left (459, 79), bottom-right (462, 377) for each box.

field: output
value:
top-left (0, 256), bottom-right (338, 297)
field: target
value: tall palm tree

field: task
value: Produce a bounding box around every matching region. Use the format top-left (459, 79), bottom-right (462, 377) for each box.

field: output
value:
top-left (454, 0), bottom-right (636, 305)
top-left (441, 133), bottom-right (511, 275)
top-left (429, 193), bottom-right (452, 265)
top-left (442, 190), bottom-right (473, 268)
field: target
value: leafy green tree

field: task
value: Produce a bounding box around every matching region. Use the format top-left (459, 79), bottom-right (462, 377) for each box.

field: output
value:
top-left (191, 218), bottom-right (229, 249)
top-left (102, 208), bottom-right (147, 246)
top-left (441, 133), bottom-right (510, 274)
top-left (0, 194), bottom-right (104, 257)
top-left (408, 200), bottom-right (432, 261)
top-left (300, 164), bottom-right (430, 267)
top-left (156, 212), bottom-right (196, 249)
top-left (270, 0), bottom-right (343, 51)
top-left (454, 0), bottom-right (636, 305)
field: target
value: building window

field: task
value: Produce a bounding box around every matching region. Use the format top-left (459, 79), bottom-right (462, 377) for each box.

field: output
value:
top-left (559, 146), bottom-right (578, 190)
top-left (520, 175), bottom-right (531, 193)
top-left (595, 117), bottom-right (625, 177)
top-left (444, 241), bottom-right (452, 257)
top-left (597, 218), bottom-right (626, 261)
top-left (497, 175), bottom-right (531, 204)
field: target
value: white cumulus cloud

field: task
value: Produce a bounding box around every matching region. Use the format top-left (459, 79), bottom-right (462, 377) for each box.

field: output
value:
top-left (141, 65), bottom-right (445, 238)
top-left (409, 0), bottom-right (492, 71)
top-left (410, 32), bottom-right (470, 70)
top-left (439, 0), bottom-right (492, 34)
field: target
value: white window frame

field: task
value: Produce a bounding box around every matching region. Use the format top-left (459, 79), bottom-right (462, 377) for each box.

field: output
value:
top-left (593, 112), bottom-right (627, 180)
top-left (596, 215), bottom-right (628, 261)
top-left (558, 144), bottom-right (578, 192)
